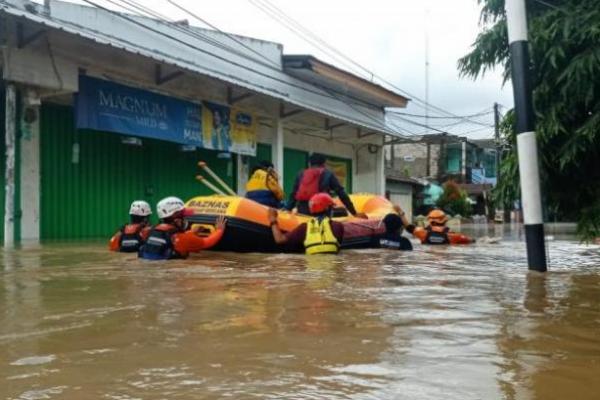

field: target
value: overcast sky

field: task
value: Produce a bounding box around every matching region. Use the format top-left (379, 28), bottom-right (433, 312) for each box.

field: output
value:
top-left (60, 0), bottom-right (515, 138)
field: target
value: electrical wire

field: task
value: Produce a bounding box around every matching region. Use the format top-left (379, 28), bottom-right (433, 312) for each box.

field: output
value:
top-left (388, 109), bottom-right (493, 120)
top-left (78, 0), bottom-right (406, 136)
top-left (247, 0), bottom-right (496, 126)
top-left (110, 0), bottom-right (471, 139)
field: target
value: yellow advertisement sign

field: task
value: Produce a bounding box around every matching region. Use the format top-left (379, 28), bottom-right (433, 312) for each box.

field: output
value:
top-left (202, 101), bottom-right (231, 152)
top-left (201, 102), bottom-right (256, 156)
top-left (325, 159), bottom-right (349, 191)
top-left (230, 108), bottom-right (257, 156)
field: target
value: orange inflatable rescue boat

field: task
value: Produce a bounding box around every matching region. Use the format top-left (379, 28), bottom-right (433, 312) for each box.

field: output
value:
top-left (184, 194), bottom-right (395, 252)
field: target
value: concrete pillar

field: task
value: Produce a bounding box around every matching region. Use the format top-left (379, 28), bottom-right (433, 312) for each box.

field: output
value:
top-left (461, 140), bottom-right (467, 181)
top-left (20, 98), bottom-right (40, 241)
top-left (236, 154), bottom-right (249, 196)
top-left (376, 144), bottom-right (385, 195)
top-left (272, 118), bottom-right (284, 179)
top-left (4, 83), bottom-right (16, 247)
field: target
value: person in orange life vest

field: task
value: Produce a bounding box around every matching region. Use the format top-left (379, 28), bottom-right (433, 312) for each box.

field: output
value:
top-left (405, 209), bottom-right (473, 245)
top-left (139, 196), bottom-right (226, 260)
top-left (269, 193), bottom-right (344, 254)
top-left (285, 153), bottom-right (367, 218)
top-left (109, 200), bottom-right (153, 253)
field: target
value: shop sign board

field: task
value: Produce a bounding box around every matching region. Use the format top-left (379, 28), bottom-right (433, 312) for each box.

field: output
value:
top-left (76, 76), bottom-right (257, 155)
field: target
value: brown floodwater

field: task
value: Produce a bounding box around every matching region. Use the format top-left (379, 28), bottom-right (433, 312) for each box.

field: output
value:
top-left (1, 225), bottom-right (600, 399)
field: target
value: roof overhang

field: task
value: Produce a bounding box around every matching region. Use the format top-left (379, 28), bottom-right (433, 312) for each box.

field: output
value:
top-left (283, 55), bottom-right (409, 109)
top-left (0, 0), bottom-right (408, 138)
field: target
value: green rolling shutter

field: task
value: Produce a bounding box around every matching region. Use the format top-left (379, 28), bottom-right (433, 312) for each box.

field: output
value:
top-left (283, 148), bottom-right (308, 197)
top-left (40, 103), bottom-right (235, 240)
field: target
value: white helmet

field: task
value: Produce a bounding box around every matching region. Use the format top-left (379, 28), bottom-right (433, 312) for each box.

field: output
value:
top-left (129, 200), bottom-right (152, 217)
top-left (156, 196), bottom-right (185, 219)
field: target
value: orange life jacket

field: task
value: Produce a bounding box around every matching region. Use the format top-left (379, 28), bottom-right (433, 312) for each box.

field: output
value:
top-left (295, 168), bottom-right (324, 201)
top-left (119, 223), bottom-right (146, 253)
top-left (424, 225), bottom-right (450, 245)
top-left (139, 224), bottom-right (183, 260)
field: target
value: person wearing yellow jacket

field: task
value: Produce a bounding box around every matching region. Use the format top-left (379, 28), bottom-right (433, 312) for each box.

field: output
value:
top-left (269, 193), bottom-right (343, 255)
top-left (245, 161), bottom-right (284, 208)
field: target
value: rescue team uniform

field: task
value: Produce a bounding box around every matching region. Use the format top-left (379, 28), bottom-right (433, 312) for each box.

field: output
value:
top-left (406, 225), bottom-right (472, 245)
top-left (139, 224), bottom-right (224, 260)
top-left (303, 217), bottom-right (340, 255)
top-left (245, 169), bottom-right (284, 208)
top-left (281, 217), bottom-right (344, 254)
top-left (109, 223), bottom-right (151, 252)
top-left (375, 233), bottom-right (413, 250)
top-left (286, 167), bottom-right (357, 215)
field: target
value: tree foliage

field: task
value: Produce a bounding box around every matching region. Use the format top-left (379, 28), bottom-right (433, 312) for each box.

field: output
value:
top-left (458, 0), bottom-right (600, 240)
top-left (436, 180), bottom-right (472, 217)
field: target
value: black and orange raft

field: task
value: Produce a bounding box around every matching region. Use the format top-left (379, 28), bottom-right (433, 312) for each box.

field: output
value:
top-left (184, 194), bottom-right (396, 252)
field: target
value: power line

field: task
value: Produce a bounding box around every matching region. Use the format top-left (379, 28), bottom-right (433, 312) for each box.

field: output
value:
top-left (79, 0), bottom-right (407, 137)
top-left (166, 0), bottom-right (282, 69)
top-left (248, 0), bottom-right (372, 80)
top-left (388, 109), bottom-right (493, 120)
top-left (247, 0), bottom-right (496, 126)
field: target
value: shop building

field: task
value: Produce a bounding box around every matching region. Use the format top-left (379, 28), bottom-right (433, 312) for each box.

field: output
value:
top-left (0, 0), bottom-right (408, 243)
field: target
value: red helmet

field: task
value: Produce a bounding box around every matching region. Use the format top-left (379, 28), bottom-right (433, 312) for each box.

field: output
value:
top-left (309, 193), bottom-right (335, 214)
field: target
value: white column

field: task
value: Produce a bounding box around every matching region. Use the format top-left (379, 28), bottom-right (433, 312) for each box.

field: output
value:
top-left (376, 144), bottom-right (385, 195)
top-left (20, 100), bottom-right (41, 241)
top-left (272, 118), bottom-right (284, 179)
top-left (236, 154), bottom-right (249, 196)
top-left (461, 140), bottom-right (467, 180)
top-left (4, 84), bottom-right (16, 247)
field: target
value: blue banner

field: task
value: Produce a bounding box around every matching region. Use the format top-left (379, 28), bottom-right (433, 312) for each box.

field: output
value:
top-left (76, 76), bottom-right (203, 146)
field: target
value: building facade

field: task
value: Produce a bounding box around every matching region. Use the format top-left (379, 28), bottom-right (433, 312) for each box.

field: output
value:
top-left (0, 0), bottom-right (409, 243)
top-left (386, 135), bottom-right (498, 185)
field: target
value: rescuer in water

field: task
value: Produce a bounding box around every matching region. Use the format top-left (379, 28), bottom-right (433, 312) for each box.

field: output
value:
top-left (373, 205), bottom-right (413, 251)
top-left (269, 193), bottom-right (344, 255)
top-left (245, 160), bottom-right (285, 208)
top-left (139, 196), bottom-right (226, 260)
top-left (109, 200), bottom-right (153, 253)
top-left (405, 208), bottom-right (473, 245)
top-left (286, 153), bottom-right (367, 218)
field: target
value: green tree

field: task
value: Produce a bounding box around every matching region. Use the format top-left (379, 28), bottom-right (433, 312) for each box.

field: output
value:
top-left (436, 180), bottom-right (472, 217)
top-left (458, 0), bottom-right (600, 240)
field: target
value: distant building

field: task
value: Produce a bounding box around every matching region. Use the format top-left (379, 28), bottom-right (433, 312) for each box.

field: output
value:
top-left (385, 134), bottom-right (499, 215)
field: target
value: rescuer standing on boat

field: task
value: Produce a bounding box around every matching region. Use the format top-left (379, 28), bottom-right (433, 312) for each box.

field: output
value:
top-left (139, 196), bottom-right (226, 260)
top-left (286, 153), bottom-right (366, 218)
top-left (245, 160), bottom-right (285, 208)
top-left (269, 193), bottom-right (344, 254)
top-left (109, 200), bottom-right (153, 253)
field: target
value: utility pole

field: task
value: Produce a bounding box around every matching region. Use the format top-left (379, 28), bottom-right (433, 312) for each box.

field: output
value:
top-left (4, 83), bottom-right (16, 247)
top-left (493, 102), bottom-right (500, 181)
top-left (424, 7), bottom-right (430, 134)
top-left (505, 0), bottom-right (547, 272)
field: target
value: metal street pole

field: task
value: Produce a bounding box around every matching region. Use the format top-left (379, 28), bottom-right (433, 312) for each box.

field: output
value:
top-left (505, 0), bottom-right (547, 271)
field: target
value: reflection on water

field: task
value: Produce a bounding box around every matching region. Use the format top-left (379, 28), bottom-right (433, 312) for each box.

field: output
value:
top-left (1, 229), bottom-right (600, 399)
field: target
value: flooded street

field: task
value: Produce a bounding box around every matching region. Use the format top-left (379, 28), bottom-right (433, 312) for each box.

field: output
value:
top-left (2, 227), bottom-right (600, 399)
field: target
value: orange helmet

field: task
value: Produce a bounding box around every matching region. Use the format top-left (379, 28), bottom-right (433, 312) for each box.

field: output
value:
top-left (309, 193), bottom-right (335, 214)
top-left (427, 209), bottom-right (448, 225)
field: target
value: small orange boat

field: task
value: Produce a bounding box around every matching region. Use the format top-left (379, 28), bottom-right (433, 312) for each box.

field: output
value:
top-left (185, 194), bottom-right (395, 252)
